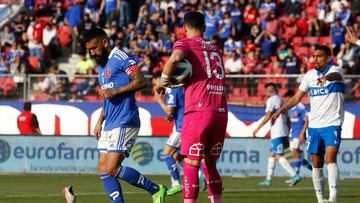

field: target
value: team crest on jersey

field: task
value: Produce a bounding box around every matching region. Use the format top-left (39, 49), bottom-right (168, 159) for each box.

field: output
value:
top-left (105, 68), bottom-right (111, 78)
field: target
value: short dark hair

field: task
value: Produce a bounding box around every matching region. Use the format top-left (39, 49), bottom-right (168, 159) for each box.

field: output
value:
top-left (83, 28), bottom-right (108, 44)
top-left (284, 90), bottom-right (295, 97)
top-left (265, 83), bottom-right (277, 90)
top-left (314, 45), bottom-right (332, 56)
top-left (24, 102), bottom-right (32, 111)
top-left (184, 11), bottom-right (205, 30)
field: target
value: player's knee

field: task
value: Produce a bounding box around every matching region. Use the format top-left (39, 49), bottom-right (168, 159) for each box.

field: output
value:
top-left (105, 165), bottom-right (119, 176)
top-left (326, 157), bottom-right (337, 164)
top-left (97, 162), bottom-right (107, 174)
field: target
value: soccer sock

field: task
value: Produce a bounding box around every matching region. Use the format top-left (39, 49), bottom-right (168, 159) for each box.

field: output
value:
top-left (201, 161), bottom-right (222, 196)
top-left (183, 162), bottom-right (200, 200)
top-left (312, 168), bottom-right (324, 203)
top-left (327, 163), bottom-right (339, 202)
top-left (116, 166), bottom-right (159, 195)
top-left (266, 157), bottom-right (276, 180)
top-left (210, 195), bottom-right (222, 203)
top-left (100, 173), bottom-right (124, 203)
top-left (278, 157), bottom-right (296, 177)
top-left (165, 155), bottom-right (180, 186)
top-left (291, 159), bottom-right (301, 175)
top-left (301, 157), bottom-right (313, 171)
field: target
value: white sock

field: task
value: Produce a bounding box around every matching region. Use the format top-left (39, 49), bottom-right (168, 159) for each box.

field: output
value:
top-left (278, 157), bottom-right (296, 177)
top-left (312, 168), bottom-right (324, 203)
top-left (171, 176), bottom-right (180, 187)
top-left (266, 157), bottom-right (276, 180)
top-left (327, 163), bottom-right (339, 202)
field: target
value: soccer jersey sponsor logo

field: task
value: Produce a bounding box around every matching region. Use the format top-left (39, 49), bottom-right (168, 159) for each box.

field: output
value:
top-left (189, 143), bottom-right (204, 156)
top-left (210, 142), bottom-right (223, 156)
top-left (101, 82), bottom-right (114, 89)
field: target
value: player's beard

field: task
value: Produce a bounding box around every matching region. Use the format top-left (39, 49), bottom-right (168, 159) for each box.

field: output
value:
top-left (95, 47), bottom-right (109, 67)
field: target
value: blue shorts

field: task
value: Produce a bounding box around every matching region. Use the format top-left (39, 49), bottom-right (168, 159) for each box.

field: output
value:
top-left (270, 137), bottom-right (288, 155)
top-left (306, 126), bottom-right (341, 155)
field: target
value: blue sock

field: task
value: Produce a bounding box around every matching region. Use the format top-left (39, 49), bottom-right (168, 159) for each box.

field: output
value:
top-left (100, 173), bottom-right (124, 203)
top-left (301, 158), bottom-right (313, 171)
top-left (291, 159), bottom-right (301, 174)
top-left (165, 155), bottom-right (180, 184)
top-left (116, 166), bottom-right (159, 195)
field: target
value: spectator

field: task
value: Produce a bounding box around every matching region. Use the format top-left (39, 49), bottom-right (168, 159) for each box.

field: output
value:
top-left (296, 11), bottom-right (309, 37)
top-left (282, 46), bottom-right (301, 90)
top-left (75, 13), bottom-right (97, 54)
top-left (32, 75), bottom-right (56, 100)
top-left (42, 22), bottom-right (58, 65)
top-left (75, 53), bottom-right (95, 75)
top-left (204, 9), bottom-right (220, 40)
top-left (331, 18), bottom-right (346, 55)
top-left (84, 0), bottom-right (100, 23)
top-left (231, 0), bottom-right (243, 37)
top-left (0, 24), bottom-right (15, 46)
top-left (223, 35), bottom-right (243, 55)
top-left (337, 3), bottom-right (351, 26)
top-left (49, 65), bottom-right (69, 100)
top-left (224, 51), bottom-right (244, 74)
top-left (53, 2), bottom-right (64, 24)
top-left (119, 0), bottom-right (132, 28)
top-left (218, 12), bottom-right (235, 44)
top-left (255, 30), bottom-right (277, 59)
top-left (243, 2), bottom-right (259, 33)
top-left (26, 21), bottom-right (44, 71)
top-left (65, 1), bottom-right (82, 53)
top-left (284, 0), bottom-right (301, 17)
top-left (99, 0), bottom-right (120, 28)
top-left (337, 42), bottom-right (356, 67)
top-left (17, 102), bottom-right (41, 135)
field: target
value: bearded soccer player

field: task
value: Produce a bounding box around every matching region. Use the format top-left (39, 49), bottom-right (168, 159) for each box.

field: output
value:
top-left (272, 45), bottom-right (344, 203)
top-left (156, 11), bottom-right (228, 203)
top-left (84, 28), bottom-right (166, 203)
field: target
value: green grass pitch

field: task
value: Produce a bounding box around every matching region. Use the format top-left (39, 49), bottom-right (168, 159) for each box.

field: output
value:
top-left (0, 174), bottom-right (359, 203)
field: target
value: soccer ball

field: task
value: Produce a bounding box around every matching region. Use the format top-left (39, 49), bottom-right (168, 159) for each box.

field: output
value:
top-left (170, 59), bottom-right (192, 85)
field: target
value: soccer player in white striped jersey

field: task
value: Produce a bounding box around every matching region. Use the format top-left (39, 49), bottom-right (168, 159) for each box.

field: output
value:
top-left (253, 83), bottom-right (301, 187)
top-left (272, 45), bottom-right (345, 203)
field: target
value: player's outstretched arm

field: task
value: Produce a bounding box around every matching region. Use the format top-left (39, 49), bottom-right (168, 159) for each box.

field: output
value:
top-left (156, 49), bottom-right (185, 93)
top-left (271, 90), bottom-right (306, 123)
top-left (253, 112), bottom-right (272, 137)
top-left (317, 72), bottom-right (343, 87)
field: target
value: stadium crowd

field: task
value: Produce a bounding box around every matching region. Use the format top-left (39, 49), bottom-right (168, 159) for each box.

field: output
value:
top-left (0, 0), bottom-right (360, 102)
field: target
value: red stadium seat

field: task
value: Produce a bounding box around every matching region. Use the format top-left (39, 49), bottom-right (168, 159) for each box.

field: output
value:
top-left (28, 56), bottom-right (40, 71)
top-left (292, 37), bottom-right (303, 46)
top-left (307, 7), bottom-right (317, 17)
top-left (232, 87), bottom-right (241, 96)
top-left (303, 37), bottom-right (319, 45)
top-left (319, 37), bottom-right (332, 46)
top-left (83, 95), bottom-right (99, 101)
top-left (297, 46), bottom-right (310, 57)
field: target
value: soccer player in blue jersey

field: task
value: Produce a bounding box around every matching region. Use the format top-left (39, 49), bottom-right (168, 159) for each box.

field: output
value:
top-left (152, 73), bottom-right (184, 196)
top-left (284, 90), bottom-right (312, 179)
top-left (272, 45), bottom-right (345, 203)
top-left (253, 83), bottom-right (301, 187)
top-left (84, 28), bottom-right (166, 203)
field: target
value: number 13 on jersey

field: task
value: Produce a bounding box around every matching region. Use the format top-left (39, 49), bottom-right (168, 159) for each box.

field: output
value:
top-left (203, 51), bottom-right (225, 80)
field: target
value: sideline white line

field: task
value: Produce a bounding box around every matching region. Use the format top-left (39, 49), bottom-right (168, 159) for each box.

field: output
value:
top-left (3, 187), bottom-right (313, 198)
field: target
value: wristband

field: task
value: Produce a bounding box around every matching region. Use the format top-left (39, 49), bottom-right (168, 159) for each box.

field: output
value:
top-left (160, 73), bottom-right (170, 87)
top-left (356, 39), bottom-right (360, 47)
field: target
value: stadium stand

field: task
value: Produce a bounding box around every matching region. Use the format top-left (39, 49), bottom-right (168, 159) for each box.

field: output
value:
top-left (0, 0), bottom-right (359, 104)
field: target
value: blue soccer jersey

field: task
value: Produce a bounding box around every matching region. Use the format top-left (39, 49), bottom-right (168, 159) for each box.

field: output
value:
top-left (98, 47), bottom-right (141, 131)
top-left (288, 103), bottom-right (307, 139)
top-left (165, 86), bottom-right (184, 133)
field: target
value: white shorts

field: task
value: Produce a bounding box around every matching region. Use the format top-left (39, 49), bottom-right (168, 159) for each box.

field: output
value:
top-left (166, 130), bottom-right (181, 148)
top-left (290, 138), bottom-right (304, 151)
top-left (98, 127), bottom-right (139, 157)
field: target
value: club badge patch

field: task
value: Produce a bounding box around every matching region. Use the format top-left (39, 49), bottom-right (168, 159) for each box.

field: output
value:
top-left (105, 68), bottom-right (111, 78)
